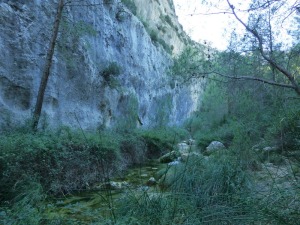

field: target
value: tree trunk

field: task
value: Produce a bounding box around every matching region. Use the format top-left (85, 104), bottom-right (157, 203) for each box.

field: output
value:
top-left (32, 0), bottom-right (64, 131)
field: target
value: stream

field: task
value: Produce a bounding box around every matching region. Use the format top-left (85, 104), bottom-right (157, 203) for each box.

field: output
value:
top-left (45, 160), bottom-right (168, 223)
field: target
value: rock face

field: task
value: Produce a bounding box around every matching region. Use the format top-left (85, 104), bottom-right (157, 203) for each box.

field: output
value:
top-left (133, 0), bottom-right (188, 54)
top-left (0, 0), bottom-right (204, 130)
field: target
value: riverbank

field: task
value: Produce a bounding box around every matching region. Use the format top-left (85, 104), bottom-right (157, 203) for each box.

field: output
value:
top-left (0, 126), bottom-right (299, 224)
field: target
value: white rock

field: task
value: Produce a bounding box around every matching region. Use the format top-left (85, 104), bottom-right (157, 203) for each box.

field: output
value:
top-left (263, 146), bottom-right (278, 152)
top-left (168, 160), bottom-right (180, 166)
top-left (159, 151), bottom-right (179, 163)
top-left (181, 152), bottom-right (202, 162)
top-left (177, 143), bottom-right (190, 152)
top-left (206, 141), bottom-right (226, 154)
top-left (146, 177), bottom-right (157, 186)
top-left (98, 181), bottom-right (129, 190)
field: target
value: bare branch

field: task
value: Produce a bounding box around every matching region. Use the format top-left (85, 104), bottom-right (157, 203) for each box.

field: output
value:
top-left (179, 68), bottom-right (295, 89)
top-left (187, 11), bottom-right (232, 16)
top-left (226, 0), bottom-right (300, 95)
top-left (212, 71), bottom-right (296, 89)
top-left (188, 70), bottom-right (296, 89)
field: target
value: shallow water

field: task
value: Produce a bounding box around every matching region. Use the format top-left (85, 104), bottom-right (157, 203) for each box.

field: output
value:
top-left (45, 160), bottom-right (167, 223)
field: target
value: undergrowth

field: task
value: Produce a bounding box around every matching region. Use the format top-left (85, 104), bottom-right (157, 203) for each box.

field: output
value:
top-left (0, 120), bottom-right (299, 224)
top-left (114, 150), bottom-right (299, 225)
top-left (0, 125), bottom-right (188, 222)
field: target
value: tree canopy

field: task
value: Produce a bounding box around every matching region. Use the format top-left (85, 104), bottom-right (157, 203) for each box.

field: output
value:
top-left (174, 0), bottom-right (300, 96)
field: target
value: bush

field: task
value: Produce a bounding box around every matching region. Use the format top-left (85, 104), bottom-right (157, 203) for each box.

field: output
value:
top-left (101, 62), bottom-right (121, 88)
top-left (269, 110), bottom-right (300, 153)
top-left (158, 38), bottom-right (172, 54)
top-left (193, 122), bottom-right (234, 150)
top-left (164, 15), bottom-right (174, 27)
top-left (102, 62), bottom-right (121, 77)
top-left (0, 129), bottom-right (122, 197)
top-left (171, 46), bottom-right (207, 82)
top-left (0, 127), bottom-right (188, 201)
top-left (119, 132), bottom-right (147, 165)
top-left (0, 179), bottom-right (46, 225)
top-left (149, 29), bottom-right (158, 43)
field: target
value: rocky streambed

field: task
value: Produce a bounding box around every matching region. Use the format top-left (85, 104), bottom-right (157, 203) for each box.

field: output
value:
top-left (32, 139), bottom-right (299, 224)
top-left (44, 140), bottom-right (201, 223)
top-left (45, 160), bottom-right (164, 222)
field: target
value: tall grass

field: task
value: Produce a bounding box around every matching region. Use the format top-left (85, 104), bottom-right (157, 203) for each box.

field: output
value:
top-left (1, 124), bottom-right (299, 224)
top-left (113, 149), bottom-right (299, 225)
top-left (114, 152), bottom-right (251, 224)
top-left (0, 126), bottom-right (188, 223)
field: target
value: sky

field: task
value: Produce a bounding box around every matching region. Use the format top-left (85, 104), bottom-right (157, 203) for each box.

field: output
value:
top-left (173, 0), bottom-right (296, 50)
top-left (173, 0), bottom-right (247, 50)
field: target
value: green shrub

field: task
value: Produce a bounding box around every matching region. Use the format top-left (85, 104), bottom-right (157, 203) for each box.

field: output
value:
top-left (171, 45), bottom-right (209, 83)
top-left (101, 62), bottom-right (121, 79)
top-left (0, 127), bottom-right (188, 201)
top-left (1, 125), bottom-right (298, 224)
top-left (138, 127), bottom-right (188, 158)
top-left (119, 132), bottom-right (147, 165)
top-left (0, 129), bottom-right (122, 197)
top-left (101, 62), bottom-right (121, 87)
top-left (194, 122), bottom-right (234, 150)
top-left (92, 149), bottom-right (300, 223)
top-left (269, 110), bottom-right (300, 153)
top-left (158, 38), bottom-right (172, 54)
top-left (5, 179), bottom-right (46, 225)
top-left (149, 29), bottom-right (158, 43)
top-left (164, 15), bottom-right (174, 28)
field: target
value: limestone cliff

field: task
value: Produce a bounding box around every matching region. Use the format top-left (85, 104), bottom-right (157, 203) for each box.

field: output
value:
top-left (0, 0), bottom-right (204, 130)
top-left (132, 0), bottom-right (189, 54)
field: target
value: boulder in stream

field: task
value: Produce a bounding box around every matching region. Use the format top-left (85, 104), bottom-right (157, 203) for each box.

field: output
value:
top-left (146, 177), bottom-right (157, 186)
top-left (96, 181), bottom-right (130, 190)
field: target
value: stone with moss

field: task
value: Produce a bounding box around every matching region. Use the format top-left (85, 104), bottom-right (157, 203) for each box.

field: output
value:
top-left (158, 150), bottom-right (179, 163)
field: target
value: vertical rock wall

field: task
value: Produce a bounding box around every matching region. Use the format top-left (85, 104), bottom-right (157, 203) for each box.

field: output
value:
top-left (0, 0), bottom-right (204, 130)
